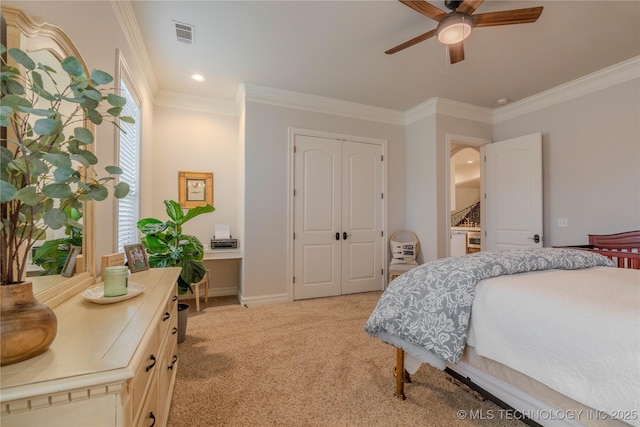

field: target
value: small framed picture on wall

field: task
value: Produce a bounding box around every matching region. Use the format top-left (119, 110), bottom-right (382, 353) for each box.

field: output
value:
top-left (178, 171), bottom-right (213, 208)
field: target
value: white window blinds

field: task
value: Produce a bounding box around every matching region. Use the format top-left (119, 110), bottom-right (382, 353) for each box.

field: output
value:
top-left (116, 79), bottom-right (141, 253)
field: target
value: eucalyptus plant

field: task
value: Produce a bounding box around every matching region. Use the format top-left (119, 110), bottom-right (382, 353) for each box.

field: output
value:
top-left (137, 200), bottom-right (214, 294)
top-left (1, 44), bottom-right (131, 285)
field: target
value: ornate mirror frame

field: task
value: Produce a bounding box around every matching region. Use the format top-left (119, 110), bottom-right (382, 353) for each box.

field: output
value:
top-left (2, 5), bottom-right (96, 307)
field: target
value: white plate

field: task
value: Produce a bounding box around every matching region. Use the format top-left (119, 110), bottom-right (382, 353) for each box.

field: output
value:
top-left (82, 282), bottom-right (146, 304)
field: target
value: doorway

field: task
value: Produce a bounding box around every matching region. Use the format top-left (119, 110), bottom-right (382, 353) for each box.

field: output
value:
top-left (290, 129), bottom-right (385, 300)
top-left (446, 135), bottom-right (489, 257)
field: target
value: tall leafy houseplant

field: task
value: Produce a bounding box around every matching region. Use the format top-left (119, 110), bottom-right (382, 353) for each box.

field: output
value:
top-left (1, 44), bottom-right (131, 284)
top-left (138, 200), bottom-right (214, 294)
top-left (0, 44), bottom-right (131, 365)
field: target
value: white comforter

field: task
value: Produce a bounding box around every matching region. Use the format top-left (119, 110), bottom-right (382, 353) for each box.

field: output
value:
top-left (467, 266), bottom-right (640, 426)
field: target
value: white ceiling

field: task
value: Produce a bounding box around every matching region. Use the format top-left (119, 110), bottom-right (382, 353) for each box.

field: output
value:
top-left (129, 0), bottom-right (640, 112)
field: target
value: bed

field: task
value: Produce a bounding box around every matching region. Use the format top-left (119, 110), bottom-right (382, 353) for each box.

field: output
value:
top-left (365, 231), bottom-right (640, 427)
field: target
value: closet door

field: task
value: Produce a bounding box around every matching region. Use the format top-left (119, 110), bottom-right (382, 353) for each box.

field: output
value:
top-left (293, 135), bottom-right (383, 300)
top-left (294, 136), bottom-right (342, 299)
top-left (340, 141), bottom-right (383, 295)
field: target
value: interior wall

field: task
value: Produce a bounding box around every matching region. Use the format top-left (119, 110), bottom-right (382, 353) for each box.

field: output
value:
top-left (405, 116), bottom-right (437, 264)
top-left (493, 78), bottom-right (640, 246)
top-left (242, 101), bottom-right (405, 303)
top-left (10, 1), bottom-right (156, 275)
top-left (152, 106), bottom-right (239, 243)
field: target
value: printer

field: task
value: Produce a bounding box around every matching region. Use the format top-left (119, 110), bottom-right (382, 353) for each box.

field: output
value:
top-left (210, 224), bottom-right (238, 249)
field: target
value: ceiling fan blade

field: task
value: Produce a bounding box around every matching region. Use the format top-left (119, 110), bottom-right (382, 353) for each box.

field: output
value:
top-left (399, 0), bottom-right (448, 22)
top-left (448, 42), bottom-right (465, 64)
top-left (385, 29), bottom-right (437, 54)
top-left (456, 0), bottom-right (484, 15)
top-left (473, 6), bottom-right (543, 27)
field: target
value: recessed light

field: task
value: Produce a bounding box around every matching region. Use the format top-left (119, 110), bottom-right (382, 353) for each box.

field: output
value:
top-left (497, 98), bottom-right (509, 106)
top-left (191, 74), bottom-right (205, 83)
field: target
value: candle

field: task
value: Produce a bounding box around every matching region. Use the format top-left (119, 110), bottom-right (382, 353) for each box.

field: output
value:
top-left (103, 266), bottom-right (129, 297)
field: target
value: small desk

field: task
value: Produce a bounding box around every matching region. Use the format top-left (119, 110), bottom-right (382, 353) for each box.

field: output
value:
top-left (199, 250), bottom-right (243, 298)
top-left (203, 249), bottom-right (243, 260)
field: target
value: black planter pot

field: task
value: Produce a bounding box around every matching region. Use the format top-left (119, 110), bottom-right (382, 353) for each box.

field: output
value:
top-left (177, 303), bottom-right (190, 343)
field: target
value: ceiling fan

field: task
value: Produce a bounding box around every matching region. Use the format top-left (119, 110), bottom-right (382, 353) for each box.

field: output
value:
top-left (386, 0), bottom-right (543, 64)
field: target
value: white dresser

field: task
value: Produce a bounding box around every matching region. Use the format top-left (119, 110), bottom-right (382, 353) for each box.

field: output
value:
top-left (0, 267), bottom-right (181, 427)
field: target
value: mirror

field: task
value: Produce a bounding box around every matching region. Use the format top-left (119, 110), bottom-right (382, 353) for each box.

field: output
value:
top-left (2, 5), bottom-right (96, 306)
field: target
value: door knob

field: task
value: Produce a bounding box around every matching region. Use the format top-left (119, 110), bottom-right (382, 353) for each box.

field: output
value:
top-left (335, 232), bottom-right (340, 241)
top-left (343, 232), bottom-right (352, 240)
top-left (528, 234), bottom-right (541, 243)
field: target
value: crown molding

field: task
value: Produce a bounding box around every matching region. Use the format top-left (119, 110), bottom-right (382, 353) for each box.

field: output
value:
top-left (493, 56), bottom-right (640, 123)
top-left (241, 83), bottom-right (405, 125)
top-left (405, 97), bottom-right (493, 125)
top-left (155, 90), bottom-right (238, 116)
top-left (110, 0), bottom-right (158, 97)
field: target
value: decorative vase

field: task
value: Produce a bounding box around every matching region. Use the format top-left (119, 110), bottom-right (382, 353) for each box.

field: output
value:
top-left (0, 281), bottom-right (58, 366)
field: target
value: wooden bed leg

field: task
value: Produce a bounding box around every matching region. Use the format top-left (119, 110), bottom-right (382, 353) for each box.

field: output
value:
top-left (394, 347), bottom-right (406, 400)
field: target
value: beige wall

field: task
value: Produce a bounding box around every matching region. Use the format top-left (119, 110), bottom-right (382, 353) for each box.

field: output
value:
top-left (242, 101), bottom-right (405, 302)
top-left (493, 78), bottom-right (640, 246)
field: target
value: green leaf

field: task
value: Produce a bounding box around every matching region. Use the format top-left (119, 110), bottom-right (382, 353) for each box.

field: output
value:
top-left (33, 117), bottom-right (62, 136)
top-left (86, 184), bottom-right (108, 201)
top-left (61, 56), bottom-right (84, 76)
top-left (0, 105), bottom-right (12, 127)
top-left (87, 109), bottom-right (103, 125)
top-left (54, 167), bottom-right (75, 182)
top-left (0, 179), bottom-right (18, 202)
top-left (17, 107), bottom-right (55, 117)
top-left (2, 94), bottom-right (32, 111)
top-left (9, 48), bottom-right (35, 70)
top-left (107, 106), bottom-right (122, 117)
top-left (120, 116), bottom-right (135, 124)
top-left (69, 154), bottom-right (90, 168)
top-left (77, 149), bottom-right (98, 165)
top-left (137, 218), bottom-right (166, 235)
top-left (43, 183), bottom-right (72, 198)
top-left (107, 93), bottom-right (126, 107)
top-left (90, 69), bottom-right (113, 85)
top-left (43, 153), bottom-right (72, 169)
top-left (73, 127), bottom-right (94, 144)
top-left (180, 204), bottom-right (215, 225)
top-left (105, 165), bottom-right (123, 174)
top-left (16, 186), bottom-right (40, 205)
top-left (82, 88), bottom-right (102, 101)
top-left (114, 182), bottom-right (130, 199)
top-left (43, 208), bottom-right (67, 230)
top-left (141, 234), bottom-right (170, 254)
top-left (4, 78), bottom-right (25, 96)
top-left (164, 200), bottom-right (184, 222)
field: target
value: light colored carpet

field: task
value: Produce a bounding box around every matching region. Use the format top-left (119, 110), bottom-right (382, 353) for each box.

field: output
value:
top-left (168, 292), bottom-right (525, 427)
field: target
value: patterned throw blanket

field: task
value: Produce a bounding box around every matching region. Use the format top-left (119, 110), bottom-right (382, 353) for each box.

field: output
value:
top-left (365, 248), bottom-right (614, 369)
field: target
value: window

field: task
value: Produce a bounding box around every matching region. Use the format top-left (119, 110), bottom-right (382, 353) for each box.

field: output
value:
top-left (116, 60), bottom-right (141, 253)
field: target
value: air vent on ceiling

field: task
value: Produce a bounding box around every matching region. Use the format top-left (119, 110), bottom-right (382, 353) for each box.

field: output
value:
top-left (174, 21), bottom-right (195, 45)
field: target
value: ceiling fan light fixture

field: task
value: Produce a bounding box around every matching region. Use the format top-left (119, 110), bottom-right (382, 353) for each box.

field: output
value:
top-left (436, 13), bottom-right (473, 45)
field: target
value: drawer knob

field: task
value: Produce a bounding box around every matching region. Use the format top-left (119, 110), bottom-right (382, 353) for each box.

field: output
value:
top-left (145, 355), bottom-right (157, 372)
top-left (163, 312), bottom-right (171, 321)
top-left (171, 327), bottom-right (178, 335)
top-left (148, 412), bottom-right (156, 427)
top-left (172, 295), bottom-right (178, 302)
top-left (168, 354), bottom-right (178, 370)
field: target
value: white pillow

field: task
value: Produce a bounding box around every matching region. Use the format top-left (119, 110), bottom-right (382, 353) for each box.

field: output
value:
top-left (390, 240), bottom-right (417, 265)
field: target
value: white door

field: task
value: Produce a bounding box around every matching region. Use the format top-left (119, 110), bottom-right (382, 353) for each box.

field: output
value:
top-left (293, 135), bottom-right (383, 300)
top-left (341, 141), bottom-right (383, 294)
top-left (483, 133), bottom-right (543, 250)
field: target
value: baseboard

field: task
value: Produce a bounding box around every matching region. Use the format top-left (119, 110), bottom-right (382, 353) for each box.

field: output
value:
top-left (239, 292), bottom-right (290, 307)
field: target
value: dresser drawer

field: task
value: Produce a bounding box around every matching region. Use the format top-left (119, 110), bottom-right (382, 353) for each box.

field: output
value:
top-left (157, 294), bottom-right (178, 340)
top-left (130, 328), bottom-right (160, 420)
